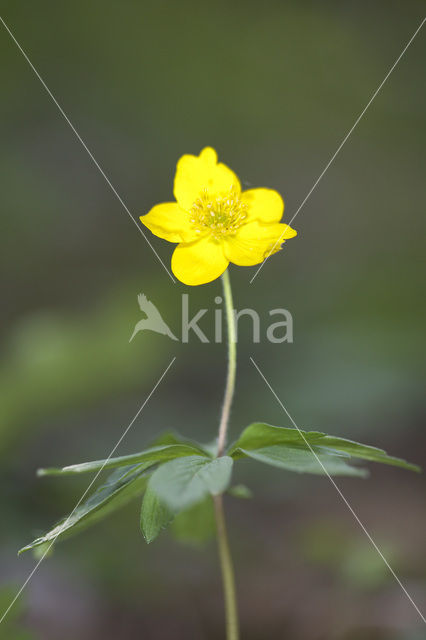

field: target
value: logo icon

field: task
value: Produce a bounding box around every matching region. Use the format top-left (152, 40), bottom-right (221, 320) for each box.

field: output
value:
top-left (129, 294), bottom-right (178, 342)
top-left (130, 293), bottom-right (293, 344)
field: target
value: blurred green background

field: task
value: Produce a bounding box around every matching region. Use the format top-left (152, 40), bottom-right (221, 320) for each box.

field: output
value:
top-left (1, 1), bottom-right (425, 638)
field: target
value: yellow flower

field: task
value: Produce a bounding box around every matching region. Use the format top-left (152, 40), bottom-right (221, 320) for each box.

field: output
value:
top-left (140, 147), bottom-right (297, 286)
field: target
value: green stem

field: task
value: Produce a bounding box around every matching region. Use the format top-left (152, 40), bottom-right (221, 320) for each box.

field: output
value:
top-left (214, 494), bottom-right (239, 640)
top-left (217, 269), bottom-right (237, 457)
top-left (215, 269), bottom-right (239, 640)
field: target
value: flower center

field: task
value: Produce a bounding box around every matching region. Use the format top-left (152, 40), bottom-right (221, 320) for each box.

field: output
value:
top-left (189, 188), bottom-right (248, 239)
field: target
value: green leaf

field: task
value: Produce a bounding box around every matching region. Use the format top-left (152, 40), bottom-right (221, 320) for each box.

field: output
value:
top-left (229, 423), bottom-right (420, 475)
top-left (140, 484), bottom-right (174, 544)
top-left (148, 431), bottom-right (215, 457)
top-left (240, 445), bottom-right (368, 477)
top-left (148, 431), bottom-right (186, 447)
top-left (32, 541), bottom-right (54, 561)
top-left (171, 497), bottom-right (216, 546)
top-left (150, 455), bottom-right (233, 512)
top-left (20, 463), bottom-right (150, 553)
top-left (38, 443), bottom-right (209, 476)
top-left (227, 484), bottom-right (253, 499)
top-left (197, 438), bottom-right (220, 457)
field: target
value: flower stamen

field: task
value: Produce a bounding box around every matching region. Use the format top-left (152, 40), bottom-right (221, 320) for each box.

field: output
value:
top-left (189, 187), bottom-right (248, 239)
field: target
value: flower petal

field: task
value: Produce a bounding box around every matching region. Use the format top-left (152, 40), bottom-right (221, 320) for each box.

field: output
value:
top-left (171, 236), bottom-right (229, 286)
top-left (241, 188), bottom-right (284, 223)
top-left (224, 221), bottom-right (297, 266)
top-left (174, 147), bottom-right (241, 210)
top-left (140, 202), bottom-right (199, 243)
